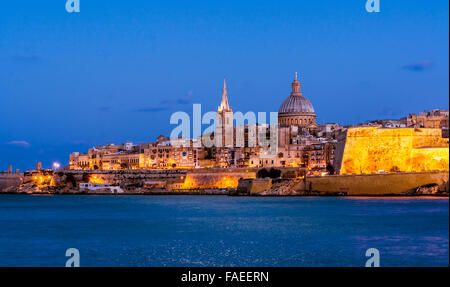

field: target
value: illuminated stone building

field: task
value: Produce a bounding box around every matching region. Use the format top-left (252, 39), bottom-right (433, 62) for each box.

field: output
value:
top-left (102, 152), bottom-right (144, 170)
top-left (141, 137), bottom-right (201, 169)
top-left (334, 127), bottom-right (449, 175)
top-left (404, 109), bottom-right (449, 129)
top-left (69, 152), bottom-right (90, 169)
top-left (216, 79), bottom-right (234, 148)
top-left (271, 74), bottom-right (337, 170)
top-left (68, 74), bottom-right (449, 175)
top-left (69, 74), bottom-right (337, 171)
top-left (278, 73), bottom-right (316, 127)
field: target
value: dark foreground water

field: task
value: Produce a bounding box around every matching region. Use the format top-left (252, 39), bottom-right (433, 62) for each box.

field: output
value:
top-left (0, 195), bottom-right (448, 267)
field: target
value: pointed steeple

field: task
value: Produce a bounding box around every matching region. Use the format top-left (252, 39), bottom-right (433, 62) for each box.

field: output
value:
top-left (219, 78), bottom-right (231, 111)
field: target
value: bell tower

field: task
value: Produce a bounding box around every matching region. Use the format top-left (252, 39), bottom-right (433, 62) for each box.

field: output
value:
top-left (216, 79), bottom-right (233, 148)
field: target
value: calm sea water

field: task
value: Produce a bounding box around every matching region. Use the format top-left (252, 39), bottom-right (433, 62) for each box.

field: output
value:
top-left (0, 195), bottom-right (448, 267)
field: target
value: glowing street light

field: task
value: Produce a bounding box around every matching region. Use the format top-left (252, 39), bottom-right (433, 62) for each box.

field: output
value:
top-left (52, 162), bottom-right (61, 170)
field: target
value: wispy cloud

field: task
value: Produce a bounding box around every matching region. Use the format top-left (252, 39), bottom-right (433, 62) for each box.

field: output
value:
top-left (5, 140), bottom-right (31, 147)
top-left (136, 91), bottom-right (194, 113)
top-left (10, 54), bottom-right (41, 62)
top-left (377, 107), bottom-right (404, 119)
top-left (136, 106), bottom-right (169, 112)
top-left (98, 106), bottom-right (112, 112)
top-left (402, 60), bottom-right (434, 72)
top-left (176, 91), bottom-right (193, 105)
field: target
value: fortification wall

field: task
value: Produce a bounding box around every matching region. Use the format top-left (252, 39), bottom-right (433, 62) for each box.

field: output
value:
top-left (52, 168), bottom-right (258, 190)
top-left (181, 168), bottom-right (257, 189)
top-left (0, 173), bottom-right (21, 191)
top-left (51, 169), bottom-right (187, 188)
top-left (299, 171), bottom-right (449, 195)
top-left (335, 127), bottom-right (449, 174)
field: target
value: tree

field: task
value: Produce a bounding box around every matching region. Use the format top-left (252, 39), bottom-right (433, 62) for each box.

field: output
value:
top-left (390, 166), bottom-right (400, 173)
top-left (256, 168), bottom-right (270, 178)
top-left (326, 164), bottom-right (335, 175)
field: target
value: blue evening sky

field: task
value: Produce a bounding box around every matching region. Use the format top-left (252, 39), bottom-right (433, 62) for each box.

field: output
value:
top-left (0, 0), bottom-right (448, 170)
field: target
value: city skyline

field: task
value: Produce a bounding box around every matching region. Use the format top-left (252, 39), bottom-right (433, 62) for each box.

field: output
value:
top-left (1, 0), bottom-right (449, 170)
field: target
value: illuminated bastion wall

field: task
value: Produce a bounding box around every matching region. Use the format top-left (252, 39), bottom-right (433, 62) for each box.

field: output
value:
top-left (334, 127), bottom-right (449, 175)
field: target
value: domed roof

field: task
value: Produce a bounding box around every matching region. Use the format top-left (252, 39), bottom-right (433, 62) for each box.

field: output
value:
top-left (279, 95), bottom-right (315, 115)
top-left (278, 73), bottom-right (315, 115)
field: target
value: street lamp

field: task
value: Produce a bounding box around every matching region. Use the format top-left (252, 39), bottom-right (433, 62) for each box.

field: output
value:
top-left (52, 162), bottom-right (61, 170)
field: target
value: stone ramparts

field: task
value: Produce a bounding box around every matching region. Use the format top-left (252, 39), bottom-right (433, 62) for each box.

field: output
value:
top-left (300, 171), bottom-right (449, 195)
top-left (0, 173), bottom-right (22, 191)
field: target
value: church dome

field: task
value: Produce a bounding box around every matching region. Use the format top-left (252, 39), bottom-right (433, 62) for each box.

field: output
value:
top-left (279, 94), bottom-right (315, 115)
top-left (278, 72), bottom-right (315, 115)
top-left (278, 73), bottom-right (316, 127)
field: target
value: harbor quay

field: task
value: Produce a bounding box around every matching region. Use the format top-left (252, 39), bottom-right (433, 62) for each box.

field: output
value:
top-left (1, 167), bottom-right (448, 196)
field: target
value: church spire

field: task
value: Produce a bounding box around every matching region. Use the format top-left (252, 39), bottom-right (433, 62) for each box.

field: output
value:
top-left (219, 78), bottom-right (231, 111)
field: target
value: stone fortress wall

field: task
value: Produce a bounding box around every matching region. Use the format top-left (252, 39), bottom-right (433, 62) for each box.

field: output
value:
top-left (0, 173), bottom-right (22, 191)
top-left (334, 127), bottom-right (449, 175)
top-left (303, 171), bottom-right (449, 195)
top-left (48, 168), bottom-right (260, 191)
top-left (4, 167), bottom-right (449, 196)
top-left (178, 168), bottom-right (257, 189)
top-left (237, 171), bottom-right (449, 196)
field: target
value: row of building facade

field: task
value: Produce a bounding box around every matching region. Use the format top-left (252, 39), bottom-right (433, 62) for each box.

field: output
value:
top-left (69, 74), bottom-right (449, 172)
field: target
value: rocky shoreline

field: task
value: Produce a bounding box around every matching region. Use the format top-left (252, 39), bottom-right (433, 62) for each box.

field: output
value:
top-left (2, 169), bottom-right (448, 197)
top-left (1, 185), bottom-right (448, 197)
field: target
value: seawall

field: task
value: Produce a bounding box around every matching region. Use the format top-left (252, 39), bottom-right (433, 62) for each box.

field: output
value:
top-left (10, 168), bottom-right (448, 196)
top-left (238, 171), bottom-right (449, 196)
top-left (177, 168), bottom-right (257, 189)
top-left (303, 171), bottom-right (449, 195)
top-left (0, 173), bottom-right (21, 191)
top-left (50, 168), bottom-right (301, 191)
top-left (44, 168), bottom-right (260, 192)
